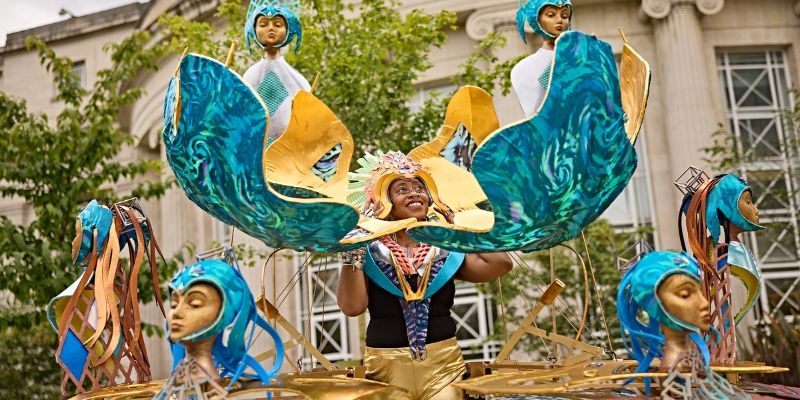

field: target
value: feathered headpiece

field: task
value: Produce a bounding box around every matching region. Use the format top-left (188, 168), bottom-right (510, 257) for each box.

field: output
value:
top-left (516, 0), bottom-right (572, 42)
top-left (347, 151), bottom-right (449, 219)
top-left (168, 257), bottom-right (283, 387)
top-left (245, 0), bottom-right (303, 54)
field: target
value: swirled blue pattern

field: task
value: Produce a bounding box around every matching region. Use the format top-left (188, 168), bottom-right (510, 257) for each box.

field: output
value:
top-left (408, 31), bottom-right (638, 252)
top-left (162, 54), bottom-right (359, 251)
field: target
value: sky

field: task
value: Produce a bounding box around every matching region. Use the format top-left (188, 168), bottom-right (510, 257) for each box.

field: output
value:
top-left (0, 0), bottom-right (146, 47)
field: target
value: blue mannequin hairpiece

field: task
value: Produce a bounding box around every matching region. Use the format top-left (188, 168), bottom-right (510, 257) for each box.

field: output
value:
top-left (168, 259), bottom-right (284, 388)
top-left (245, 0), bottom-right (303, 54)
top-left (516, 0), bottom-right (572, 43)
top-left (617, 251), bottom-right (714, 393)
top-left (705, 174), bottom-right (764, 243)
top-left (73, 199), bottom-right (113, 266)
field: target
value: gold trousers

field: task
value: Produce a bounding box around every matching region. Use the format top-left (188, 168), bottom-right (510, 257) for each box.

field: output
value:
top-left (364, 337), bottom-right (466, 400)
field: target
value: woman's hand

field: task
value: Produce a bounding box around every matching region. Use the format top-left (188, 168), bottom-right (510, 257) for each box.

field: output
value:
top-left (434, 206), bottom-right (455, 224)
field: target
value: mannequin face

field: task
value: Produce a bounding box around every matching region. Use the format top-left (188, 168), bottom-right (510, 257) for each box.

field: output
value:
top-left (738, 190), bottom-right (760, 225)
top-left (657, 274), bottom-right (711, 331)
top-left (255, 15), bottom-right (288, 49)
top-left (388, 178), bottom-right (430, 221)
top-left (538, 5), bottom-right (571, 38)
top-left (168, 283), bottom-right (222, 342)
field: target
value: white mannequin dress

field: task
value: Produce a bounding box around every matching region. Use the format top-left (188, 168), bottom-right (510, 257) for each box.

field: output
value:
top-left (243, 56), bottom-right (311, 143)
top-left (510, 48), bottom-right (554, 117)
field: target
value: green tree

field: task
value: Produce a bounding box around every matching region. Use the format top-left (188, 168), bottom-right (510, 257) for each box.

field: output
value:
top-left (0, 32), bottom-right (181, 398)
top-left (159, 0), bottom-right (517, 153)
top-left (484, 220), bottom-right (653, 360)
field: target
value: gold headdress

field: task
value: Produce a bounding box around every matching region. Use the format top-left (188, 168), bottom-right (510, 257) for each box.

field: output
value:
top-left (348, 151), bottom-right (450, 220)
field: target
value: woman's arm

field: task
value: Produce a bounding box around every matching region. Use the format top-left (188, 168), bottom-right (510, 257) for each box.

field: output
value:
top-left (337, 265), bottom-right (369, 316)
top-left (456, 252), bottom-right (513, 283)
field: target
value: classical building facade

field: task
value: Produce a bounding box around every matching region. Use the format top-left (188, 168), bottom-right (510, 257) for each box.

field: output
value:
top-left (1, 0), bottom-right (798, 380)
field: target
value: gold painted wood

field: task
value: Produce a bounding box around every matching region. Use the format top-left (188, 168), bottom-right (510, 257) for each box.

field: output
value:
top-left (495, 280), bottom-right (566, 362)
top-left (255, 295), bottom-right (337, 371)
top-left (407, 85), bottom-right (498, 215)
top-left (263, 91), bottom-right (356, 201)
top-left (618, 27), bottom-right (651, 144)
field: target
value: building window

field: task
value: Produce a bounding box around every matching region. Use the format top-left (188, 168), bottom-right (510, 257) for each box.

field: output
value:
top-left (716, 50), bottom-right (800, 317)
top-left (299, 257), bottom-right (352, 365)
top-left (211, 220), bottom-right (232, 245)
top-left (452, 282), bottom-right (502, 360)
top-left (600, 136), bottom-right (654, 232)
top-left (409, 83), bottom-right (458, 112)
top-left (53, 60), bottom-right (86, 97)
top-left (72, 60), bottom-right (86, 88)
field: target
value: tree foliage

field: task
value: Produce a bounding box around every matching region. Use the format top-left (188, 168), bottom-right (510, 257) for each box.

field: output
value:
top-left (159, 0), bottom-right (515, 153)
top-left (483, 220), bottom-right (653, 359)
top-left (0, 31), bottom-right (180, 398)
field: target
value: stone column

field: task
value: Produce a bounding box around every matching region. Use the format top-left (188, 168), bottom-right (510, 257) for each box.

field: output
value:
top-left (466, 5), bottom-right (531, 125)
top-left (640, 0), bottom-right (724, 176)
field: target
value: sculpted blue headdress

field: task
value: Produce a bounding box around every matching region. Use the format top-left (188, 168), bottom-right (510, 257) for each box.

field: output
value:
top-left (705, 174), bottom-right (764, 243)
top-left (73, 199), bottom-right (113, 266)
top-left (617, 251), bottom-right (712, 384)
top-left (245, 0), bottom-right (303, 54)
top-left (168, 259), bottom-right (284, 387)
top-left (516, 0), bottom-right (572, 42)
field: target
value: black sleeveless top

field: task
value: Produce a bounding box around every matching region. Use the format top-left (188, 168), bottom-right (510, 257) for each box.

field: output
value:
top-left (364, 276), bottom-right (457, 348)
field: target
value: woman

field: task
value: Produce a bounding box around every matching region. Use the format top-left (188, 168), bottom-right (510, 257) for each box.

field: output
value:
top-left (337, 151), bottom-right (512, 400)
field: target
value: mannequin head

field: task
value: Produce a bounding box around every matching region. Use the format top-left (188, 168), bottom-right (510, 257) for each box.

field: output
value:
top-left (245, 1), bottom-right (302, 55)
top-left (516, 0), bottom-right (573, 43)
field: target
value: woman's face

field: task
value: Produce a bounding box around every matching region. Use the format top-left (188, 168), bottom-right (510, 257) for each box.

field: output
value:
top-left (387, 178), bottom-right (430, 221)
top-left (255, 15), bottom-right (288, 49)
top-left (168, 283), bottom-right (222, 342)
top-left (657, 274), bottom-right (711, 332)
top-left (538, 5), bottom-right (571, 38)
top-left (738, 190), bottom-right (760, 225)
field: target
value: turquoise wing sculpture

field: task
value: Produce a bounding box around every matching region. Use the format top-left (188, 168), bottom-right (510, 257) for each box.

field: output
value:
top-left (162, 54), bottom-right (359, 251)
top-left (408, 31), bottom-right (638, 252)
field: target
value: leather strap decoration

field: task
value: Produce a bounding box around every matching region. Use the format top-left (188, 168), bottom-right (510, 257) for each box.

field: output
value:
top-left (52, 199), bottom-right (167, 396)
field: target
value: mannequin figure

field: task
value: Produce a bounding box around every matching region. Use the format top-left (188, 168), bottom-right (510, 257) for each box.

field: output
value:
top-left (243, 0), bottom-right (310, 143)
top-left (157, 258), bottom-right (283, 397)
top-left (617, 251), bottom-right (714, 387)
top-left (681, 173), bottom-right (765, 365)
top-left (511, 0), bottom-right (572, 117)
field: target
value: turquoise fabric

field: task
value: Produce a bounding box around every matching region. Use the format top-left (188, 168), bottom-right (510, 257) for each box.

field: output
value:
top-left (257, 70), bottom-right (289, 116)
top-left (408, 31), bottom-right (637, 252)
top-left (162, 54), bottom-right (359, 251)
top-left (706, 174), bottom-right (764, 242)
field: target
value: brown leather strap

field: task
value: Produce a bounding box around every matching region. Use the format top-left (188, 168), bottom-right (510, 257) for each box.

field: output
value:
top-left (57, 231), bottom-right (99, 338)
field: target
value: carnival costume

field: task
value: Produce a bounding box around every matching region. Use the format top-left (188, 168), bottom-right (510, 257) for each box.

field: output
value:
top-left (47, 199), bottom-right (166, 396)
top-left (348, 151), bottom-right (466, 400)
top-left (243, 0), bottom-right (311, 143)
top-left (511, 0), bottom-right (572, 116)
top-left (155, 256), bottom-right (284, 398)
top-left (679, 172), bottom-right (764, 365)
top-left (163, 29), bottom-right (649, 256)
